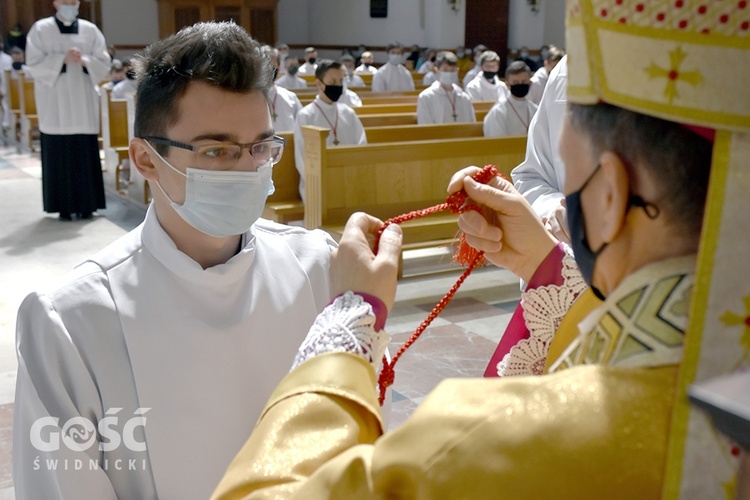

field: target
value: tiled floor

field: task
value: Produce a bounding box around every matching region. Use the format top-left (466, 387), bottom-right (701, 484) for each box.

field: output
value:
top-left (0, 145), bottom-right (520, 496)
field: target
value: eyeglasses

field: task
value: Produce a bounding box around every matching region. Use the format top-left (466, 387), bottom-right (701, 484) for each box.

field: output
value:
top-left (142, 135), bottom-right (286, 169)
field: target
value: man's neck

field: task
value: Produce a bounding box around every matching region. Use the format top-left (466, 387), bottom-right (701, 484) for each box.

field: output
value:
top-left (318, 93), bottom-right (333, 105)
top-left (55, 13), bottom-right (75, 26)
top-left (440, 82), bottom-right (454, 92)
top-left (153, 197), bottom-right (242, 269)
top-left (597, 216), bottom-right (699, 297)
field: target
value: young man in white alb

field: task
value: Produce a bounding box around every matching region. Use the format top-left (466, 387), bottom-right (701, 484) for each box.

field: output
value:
top-left (483, 60), bottom-right (538, 137)
top-left (416, 51), bottom-right (475, 125)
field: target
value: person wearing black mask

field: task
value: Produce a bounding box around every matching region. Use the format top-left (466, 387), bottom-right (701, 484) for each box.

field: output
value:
top-left (465, 50), bottom-right (506, 102)
top-left (276, 56), bottom-right (307, 90)
top-left (483, 60), bottom-right (537, 137)
top-left (293, 60), bottom-right (367, 201)
top-left (298, 46), bottom-right (318, 76)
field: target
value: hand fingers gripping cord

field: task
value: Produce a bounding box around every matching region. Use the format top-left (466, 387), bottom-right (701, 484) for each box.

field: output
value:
top-left (374, 165), bottom-right (506, 405)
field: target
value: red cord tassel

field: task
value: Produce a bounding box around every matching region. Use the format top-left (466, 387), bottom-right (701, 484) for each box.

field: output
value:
top-left (375, 165), bottom-right (504, 405)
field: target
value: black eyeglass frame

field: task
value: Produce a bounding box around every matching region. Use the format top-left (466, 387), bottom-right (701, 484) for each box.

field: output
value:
top-left (140, 135), bottom-right (287, 164)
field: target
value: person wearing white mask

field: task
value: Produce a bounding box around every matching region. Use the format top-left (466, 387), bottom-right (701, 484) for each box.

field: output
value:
top-left (24, 0), bottom-right (110, 220)
top-left (464, 50), bottom-right (508, 102)
top-left (13, 22), bottom-right (338, 500)
top-left (483, 61), bottom-right (538, 137)
top-left (274, 41), bottom-right (290, 75)
top-left (416, 51), bottom-right (475, 125)
top-left (263, 45), bottom-right (303, 132)
top-left (371, 43), bottom-right (414, 92)
top-left (339, 53), bottom-right (366, 88)
top-left (294, 60), bottom-right (367, 201)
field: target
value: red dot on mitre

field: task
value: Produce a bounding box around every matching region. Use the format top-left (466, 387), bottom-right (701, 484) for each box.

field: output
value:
top-left (619, 17), bottom-right (627, 23)
top-left (636, 3), bottom-right (645, 11)
top-left (616, 0), bottom-right (623, 4)
top-left (698, 5), bottom-right (707, 14)
top-left (744, 316), bottom-right (750, 326)
top-left (732, 445), bottom-right (742, 456)
top-left (601, 8), bottom-right (608, 16)
top-left (701, 28), bottom-right (711, 34)
top-left (657, 12), bottom-right (666, 21)
top-left (679, 19), bottom-right (689, 28)
top-left (742, 20), bottom-right (750, 29)
top-left (676, 0), bottom-right (684, 7)
top-left (740, 1), bottom-right (748, 9)
top-left (668, 69), bottom-right (679, 80)
top-left (720, 14), bottom-right (730, 23)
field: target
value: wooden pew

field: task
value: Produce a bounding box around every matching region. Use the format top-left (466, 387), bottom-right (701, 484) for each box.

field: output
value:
top-left (358, 108), bottom-right (490, 127)
top-left (262, 131), bottom-right (303, 223)
top-left (18, 76), bottom-right (39, 152)
top-left (354, 100), bottom-right (495, 116)
top-left (4, 69), bottom-right (21, 144)
top-left (100, 89), bottom-right (131, 194)
top-left (300, 125), bottom-right (526, 268)
top-left (262, 122), bottom-right (486, 224)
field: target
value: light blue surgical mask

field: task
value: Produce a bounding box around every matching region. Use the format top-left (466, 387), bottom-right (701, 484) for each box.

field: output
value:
top-left (58, 5), bottom-right (79, 23)
top-left (388, 54), bottom-right (402, 65)
top-left (148, 144), bottom-right (275, 237)
top-left (438, 71), bottom-right (459, 87)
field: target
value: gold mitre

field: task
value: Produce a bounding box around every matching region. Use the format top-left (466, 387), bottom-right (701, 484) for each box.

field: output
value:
top-left (567, 2), bottom-right (750, 499)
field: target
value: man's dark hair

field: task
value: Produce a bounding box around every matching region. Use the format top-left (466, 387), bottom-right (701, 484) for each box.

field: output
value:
top-left (505, 60), bottom-right (531, 78)
top-left (133, 22), bottom-right (272, 152)
top-left (545, 45), bottom-right (565, 63)
top-left (315, 60), bottom-right (341, 81)
top-left (568, 103), bottom-right (712, 236)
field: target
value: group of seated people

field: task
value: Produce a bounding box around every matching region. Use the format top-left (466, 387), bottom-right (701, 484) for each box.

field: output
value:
top-left (269, 41), bottom-right (565, 199)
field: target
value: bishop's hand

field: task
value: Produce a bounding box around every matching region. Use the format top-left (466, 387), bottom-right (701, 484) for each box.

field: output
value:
top-left (447, 166), bottom-right (557, 283)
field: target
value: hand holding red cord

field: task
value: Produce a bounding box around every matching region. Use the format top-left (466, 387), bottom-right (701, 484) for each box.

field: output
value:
top-left (375, 165), bottom-right (504, 405)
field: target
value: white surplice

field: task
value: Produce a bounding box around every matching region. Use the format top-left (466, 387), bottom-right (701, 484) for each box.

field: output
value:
top-left (13, 205), bottom-right (335, 500)
top-left (464, 73), bottom-right (508, 102)
top-left (462, 64), bottom-right (481, 89)
top-left (416, 81), bottom-right (476, 125)
top-left (528, 66), bottom-right (549, 105)
top-left (483, 97), bottom-right (538, 137)
top-left (25, 17), bottom-right (110, 135)
top-left (371, 62), bottom-right (414, 92)
top-left (354, 63), bottom-right (376, 75)
top-left (269, 84), bottom-right (303, 133)
top-left (275, 73), bottom-right (307, 90)
top-left (296, 61), bottom-right (317, 76)
top-left (293, 96), bottom-right (367, 200)
top-left (511, 56), bottom-right (568, 218)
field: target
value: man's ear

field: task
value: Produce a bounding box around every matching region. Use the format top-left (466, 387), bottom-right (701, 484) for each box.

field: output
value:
top-left (129, 138), bottom-right (159, 182)
top-left (598, 151), bottom-right (630, 244)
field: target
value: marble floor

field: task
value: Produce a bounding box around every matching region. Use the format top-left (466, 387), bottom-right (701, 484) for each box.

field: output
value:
top-left (0, 145), bottom-right (519, 497)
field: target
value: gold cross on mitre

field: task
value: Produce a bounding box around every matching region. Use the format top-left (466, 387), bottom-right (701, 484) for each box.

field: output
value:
top-left (645, 46), bottom-right (703, 104)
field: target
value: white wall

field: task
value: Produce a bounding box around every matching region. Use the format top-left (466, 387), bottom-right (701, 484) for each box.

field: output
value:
top-left (507, 0), bottom-right (565, 52)
top-left (278, 0), bottom-right (465, 62)
top-left (98, 0), bottom-right (563, 62)
top-left (100, 0), bottom-right (159, 59)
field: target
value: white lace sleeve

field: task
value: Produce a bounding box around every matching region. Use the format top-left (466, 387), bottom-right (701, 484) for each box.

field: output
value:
top-left (291, 291), bottom-right (390, 373)
top-left (496, 249), bottom-right (587, 377)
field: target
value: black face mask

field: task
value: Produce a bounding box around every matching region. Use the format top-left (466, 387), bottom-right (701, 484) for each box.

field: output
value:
top-left (273, 67), bottom-right (278, 80)
top-left (308, 57), bottom-right (316, 64)
top-left (323, 84), bottom-right (343, 102)
top-left (509, 83), bottom-right (530, 98)
top-left (364, 62), bottom-right (371, 68)
top-left (430, 56), bottom-right (436, 63)
top-left (289, 65), bottom-right (299, 76)
top-left (483, 70), bottom-right (496, 82)
top-left (566, 164), bottom-right (660, 301)
top-left (12, 61), bottom-right (22, 70)
top-left (126, 70), bottom-right (136, 80)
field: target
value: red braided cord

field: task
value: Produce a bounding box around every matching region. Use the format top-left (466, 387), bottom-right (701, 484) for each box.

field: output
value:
top-left (375, 165), bottom-right (500, 405)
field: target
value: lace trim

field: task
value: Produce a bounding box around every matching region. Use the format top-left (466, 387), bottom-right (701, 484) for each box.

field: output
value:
top-left (291, 291), bottom-right (390, 373)
top-left (496, 252), bottom-right (586, 377)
